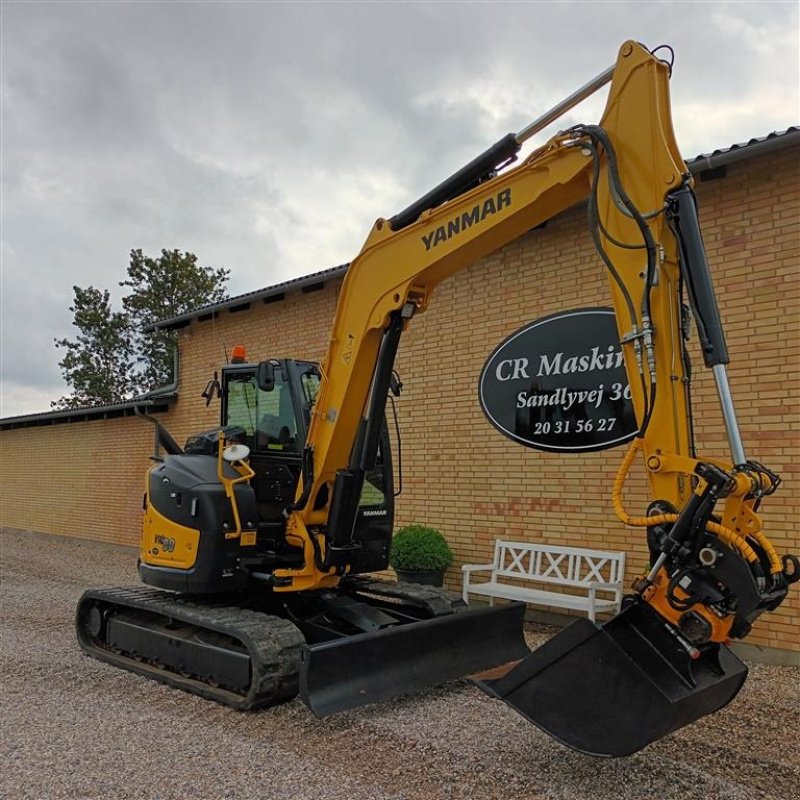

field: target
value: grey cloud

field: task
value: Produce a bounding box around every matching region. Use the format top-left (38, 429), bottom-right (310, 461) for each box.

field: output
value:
top-left (2, 1), bottom-right (797, 417)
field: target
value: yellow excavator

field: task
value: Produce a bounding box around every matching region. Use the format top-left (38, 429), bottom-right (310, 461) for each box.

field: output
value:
top-left (76, 41), bottom-right (797, 757)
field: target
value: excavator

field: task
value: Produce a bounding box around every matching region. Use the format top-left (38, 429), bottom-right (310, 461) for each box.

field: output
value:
top-left (76, 41), bottom-right (798, 757)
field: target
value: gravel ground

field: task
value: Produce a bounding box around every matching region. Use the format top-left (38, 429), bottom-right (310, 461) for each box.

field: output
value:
top-left (2, 528), bottom-right (798, 800)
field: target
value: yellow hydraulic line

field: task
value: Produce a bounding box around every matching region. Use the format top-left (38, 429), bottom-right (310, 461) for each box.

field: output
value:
top-left (749, 529), bottom-right (783, 576)
top-left (640, 448), bottom-right (783, 575)
top-left (611, 439), bottom-right (760, 565)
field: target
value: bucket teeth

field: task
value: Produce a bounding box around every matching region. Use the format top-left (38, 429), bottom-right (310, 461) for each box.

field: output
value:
top-left (474, 602), bottom-right (748, 757)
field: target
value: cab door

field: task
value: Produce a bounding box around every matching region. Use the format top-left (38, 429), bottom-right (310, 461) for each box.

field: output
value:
top-left (288, 361), bottom-right (395, 573)
top-left (349, 425), bottom-right (395, 573)
top-left (223, 364), bottom-right (304, 527)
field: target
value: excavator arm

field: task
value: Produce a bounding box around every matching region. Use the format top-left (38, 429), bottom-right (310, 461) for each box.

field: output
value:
top-left (273, 40), bottom-right (797, 754)
top-left (277, 42), bottom-right (683, 585)
top-left (275, 40), bottom-right (780, 589)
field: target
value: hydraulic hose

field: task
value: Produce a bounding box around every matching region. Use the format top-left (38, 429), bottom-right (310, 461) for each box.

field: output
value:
top-left (748, 529), bottom-right (783, 576)
top-left (611, 439), bottom-right (761, 566)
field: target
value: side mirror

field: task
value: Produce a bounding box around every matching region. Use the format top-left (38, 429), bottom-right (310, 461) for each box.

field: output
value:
top-left (257, 361), bottom-right (275, 392)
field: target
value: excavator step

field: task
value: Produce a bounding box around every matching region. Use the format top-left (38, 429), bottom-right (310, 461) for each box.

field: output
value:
top-left (475, 600), bottom-right (748, 757)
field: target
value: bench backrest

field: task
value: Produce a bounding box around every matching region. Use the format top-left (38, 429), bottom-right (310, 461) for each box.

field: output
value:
top-left (492, 540), bottom-right (625, 587)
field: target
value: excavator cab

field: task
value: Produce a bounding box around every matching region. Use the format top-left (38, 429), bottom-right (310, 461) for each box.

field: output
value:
top-left (223, 359), bottom-right (311, 523)
top-left (222, 357), bottom-right (395, 575)
top-left (139, 356), bottom-right (397, 593)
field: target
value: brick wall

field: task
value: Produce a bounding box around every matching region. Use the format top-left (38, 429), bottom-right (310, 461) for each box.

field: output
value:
top-left (0, 417), bottom-right (155, 546)
top-left (2, 144), bottom-right (797, 652)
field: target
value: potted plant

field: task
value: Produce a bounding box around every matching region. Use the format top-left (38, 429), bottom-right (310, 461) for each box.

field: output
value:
top-left (389, 524), bottom-right (454, 587)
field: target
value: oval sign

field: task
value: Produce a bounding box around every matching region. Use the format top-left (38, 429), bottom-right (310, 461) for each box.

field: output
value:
top-left (478, 308), bottom-right (637, 453)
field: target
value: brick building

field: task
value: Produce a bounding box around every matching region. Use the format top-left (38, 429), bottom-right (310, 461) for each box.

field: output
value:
top-left (2, 129), bottom-right (798, 660)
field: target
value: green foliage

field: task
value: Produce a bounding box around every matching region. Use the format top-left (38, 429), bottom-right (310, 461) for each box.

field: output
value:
top-left (389, 525), bottom-right (454, 572)
top-left (53, 249), bottom-right (229, 409)
top-left (122, 249), bottom-right (229, 391)
top-left (52, 286), bottom-right (135, 409)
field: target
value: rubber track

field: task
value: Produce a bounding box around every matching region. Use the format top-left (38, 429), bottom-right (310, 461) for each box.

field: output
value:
top-left (76, 586), bottom-right (305, 710)
top-left (343, 577), bottom-right (467, 616)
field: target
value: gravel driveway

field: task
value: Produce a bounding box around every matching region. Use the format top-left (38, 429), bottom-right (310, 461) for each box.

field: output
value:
top-left (2, 529), bottom-right (798, 800)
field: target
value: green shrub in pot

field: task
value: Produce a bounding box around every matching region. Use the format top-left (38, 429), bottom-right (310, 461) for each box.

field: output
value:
top-left (389, 524), bottom-right (454, 586)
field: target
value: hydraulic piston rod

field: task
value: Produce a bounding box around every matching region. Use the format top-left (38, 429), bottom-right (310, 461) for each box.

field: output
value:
top-left (390, 61), bottom-right (615, 232)
top-left (666, 186), bottom-right (747, 466)
top-left (515, 65), bottom-right (615, 145)
top-left (713, 363), bottom-right (747, 466)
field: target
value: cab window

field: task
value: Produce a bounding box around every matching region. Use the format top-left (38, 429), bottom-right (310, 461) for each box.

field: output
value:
top-left (301, 370), bottom-right (321, 408)
top-left (359, 438), bottom-right (387, 506)
top-left (225, 371), bottom-right (300, 453)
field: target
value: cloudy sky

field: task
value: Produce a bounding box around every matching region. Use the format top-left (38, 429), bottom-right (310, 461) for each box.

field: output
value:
top-left (2, 1), bottom-right (798, 417)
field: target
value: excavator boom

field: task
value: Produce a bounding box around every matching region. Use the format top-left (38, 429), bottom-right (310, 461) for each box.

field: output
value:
top-left (278, 40), bottom-right (689, 585)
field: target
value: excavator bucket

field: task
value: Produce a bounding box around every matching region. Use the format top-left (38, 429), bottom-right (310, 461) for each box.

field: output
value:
top-left (299, 602), bottom-right (529, 716)
top-left (475, 601), bottom-right (748, 757)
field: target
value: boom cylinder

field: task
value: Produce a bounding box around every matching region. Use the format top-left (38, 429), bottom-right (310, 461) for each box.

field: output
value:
top-left (667, 185), bottom-right (747, 466)
top-left (390, 135), bottom-right (521, 231)
top-left (667, 186), bottom-right (729, 368)
top-left (389, 61), bottom-right (617, 233)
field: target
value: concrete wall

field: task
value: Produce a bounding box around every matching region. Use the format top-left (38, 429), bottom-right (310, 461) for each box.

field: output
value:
top-left (2, 144), bottom-right (797, 653)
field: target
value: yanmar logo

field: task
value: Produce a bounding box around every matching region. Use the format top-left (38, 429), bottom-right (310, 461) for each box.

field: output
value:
top-left (421, 188), bottom-right (511, 252)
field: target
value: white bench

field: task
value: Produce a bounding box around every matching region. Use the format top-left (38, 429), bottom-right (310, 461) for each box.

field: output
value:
top-left (461, 540), bottom-right (625, 622)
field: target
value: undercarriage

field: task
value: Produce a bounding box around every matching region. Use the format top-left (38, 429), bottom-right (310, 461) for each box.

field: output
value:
top-left (76, 578), bottom-right (529, 714)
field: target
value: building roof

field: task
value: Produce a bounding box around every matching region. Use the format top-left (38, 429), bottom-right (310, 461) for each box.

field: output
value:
top-left (0, 393), bottom-right (176, 431)
top-left (687, 126), bottom-right (799, 173)
top-left (143, 262), bottom-right (349, 334)
top-left (143, 127), bottom-right (799, 335)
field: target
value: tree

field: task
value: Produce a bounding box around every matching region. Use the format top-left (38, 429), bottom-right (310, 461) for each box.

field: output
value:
top-left (122, 249), bottom-right (230, 392)
top-left (53, 249), bottom-right (229, 409)
top-left (53, 287), bottom-right (136, 409)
